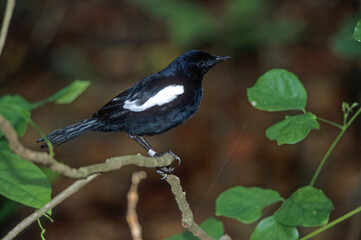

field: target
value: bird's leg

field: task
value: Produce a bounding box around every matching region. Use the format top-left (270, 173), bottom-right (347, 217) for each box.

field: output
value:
top-left (128, 134), bottom-right (181, 164)
top-left (128, 134), bottom-right (157, 157)
top-left (128, 134), bottom-right (180, 178)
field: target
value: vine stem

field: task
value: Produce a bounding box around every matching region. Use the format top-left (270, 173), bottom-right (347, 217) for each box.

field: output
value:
top-left (300, 205), bottom-right (361, 240)
top-left (310, 107), bottom-right (361, 187)
top-left (317, 117), bottom-right (343, 129)
top-left (309, 128), bottom-right (344, 186)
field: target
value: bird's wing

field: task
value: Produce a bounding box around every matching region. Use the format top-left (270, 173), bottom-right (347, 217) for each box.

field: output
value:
top-left (93, 89), bottom-right (131, 124)
top-left (94, 73), bottom-right (185, 125)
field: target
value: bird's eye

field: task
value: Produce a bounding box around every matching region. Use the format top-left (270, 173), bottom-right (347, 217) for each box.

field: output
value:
top-left (197, 60), bottom-right (205, 68)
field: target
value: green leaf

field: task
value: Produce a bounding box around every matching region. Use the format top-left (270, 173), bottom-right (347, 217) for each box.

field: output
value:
top-left (0, 143), bottom-right (52, 211)
top-left (274, 186), bottom-right (334, 227)
top-left (353, 19), bottom-right (361, 42)
top-left (215, 186), bottom-right (283, 223)
top-left (167, 217), bottom-right (224, 240)
top-left (0, 95), bottom-right (33, 138)
top-left (251, 216), bottom-right (299, 240)
top-left (0, 95), bottom-right (33, 111)
top-left (266, 112), bottom-right (320, 145)
top-left (37, 80), bottom-right (90, 106)
top-left (247, 69), bottom-right (307, 112)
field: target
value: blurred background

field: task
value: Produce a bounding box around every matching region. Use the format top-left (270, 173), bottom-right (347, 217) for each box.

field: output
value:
top-left (1, 0), bottom-right (361, 239)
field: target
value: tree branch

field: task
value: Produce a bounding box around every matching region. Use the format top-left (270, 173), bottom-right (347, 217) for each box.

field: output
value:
top-left (126, 171), bottom-right (146, 240)
top-left (0, 0), bottom-right (15, 57)
top-left (1, 174), bottom-right (98, 240)
top-left (0, 114), bottom-right (174, 178)
top-left (165, 174), bottom-right (215, 240)
top-left (0, 114), bottom-right (175, 239)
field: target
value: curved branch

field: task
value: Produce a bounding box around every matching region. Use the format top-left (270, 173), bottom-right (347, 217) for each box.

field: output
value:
top-left (165, 175), bottom-right (215, 240)
top-left (0, 114), bottom-right (174, 178)
top-left (2, 174), bottom-right (98, 240)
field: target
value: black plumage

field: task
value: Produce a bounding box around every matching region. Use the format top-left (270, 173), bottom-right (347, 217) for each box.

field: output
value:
top-left (38, 50), bottom-right (230, 166)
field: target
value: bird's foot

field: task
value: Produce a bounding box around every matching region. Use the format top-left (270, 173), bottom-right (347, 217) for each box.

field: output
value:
top-left (154, 150), bottom-right (181, 179)
top-left (156, 166), bottom-right (175, 180)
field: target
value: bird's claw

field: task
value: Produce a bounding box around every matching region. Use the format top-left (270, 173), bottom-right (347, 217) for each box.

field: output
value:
top-left (167, 150), bottom-right (181, 166)
top-left (156, 166), bottom-right (175, 180)
top-left (154, 150), bottom-right (180, 179)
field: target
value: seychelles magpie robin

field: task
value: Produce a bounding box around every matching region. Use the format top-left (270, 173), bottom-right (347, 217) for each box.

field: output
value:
top-left (38, 50), bottom-right (230, 173)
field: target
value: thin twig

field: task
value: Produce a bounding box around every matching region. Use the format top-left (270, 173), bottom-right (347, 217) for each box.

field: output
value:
top-left (126, 171), bottom-right (147, 240)
top-left (165, 174), bottom-right (215, 240)
top-left (0, 0), bottom-right (15, 57)
top-left (2, 174), bottom-right (98, 240)
top-left (0, 114), bottom-right (174, 178)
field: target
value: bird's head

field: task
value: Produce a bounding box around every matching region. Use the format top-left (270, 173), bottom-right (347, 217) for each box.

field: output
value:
top-left (177, 50), bottom-right (231, 80)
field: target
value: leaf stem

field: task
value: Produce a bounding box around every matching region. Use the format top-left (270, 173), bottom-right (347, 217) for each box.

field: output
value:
top-left (310, 107), bottom-right (361, 187)
top-left (300, 205), bottom-right (361, 240)
top-left (316, 117), bottom-right (343, 130)
top-left (31, 99), bottom-right (49, 109)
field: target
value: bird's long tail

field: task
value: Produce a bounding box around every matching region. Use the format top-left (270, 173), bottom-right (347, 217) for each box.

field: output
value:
top-left (37, 118), bottom-right (103, 148)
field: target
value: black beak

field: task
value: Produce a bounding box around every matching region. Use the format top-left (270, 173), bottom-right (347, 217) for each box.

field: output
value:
top-left (202, 54), bottom-right (231, 73)
top-left (215, 55), bottom-right (231, 63)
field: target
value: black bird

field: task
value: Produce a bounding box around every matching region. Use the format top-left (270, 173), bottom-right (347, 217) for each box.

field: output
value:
top-left (38, 50), bottom-right (230, 173)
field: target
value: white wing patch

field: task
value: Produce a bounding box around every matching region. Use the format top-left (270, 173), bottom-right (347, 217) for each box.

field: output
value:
top-left (123, 85), bottom-right (184, 112)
